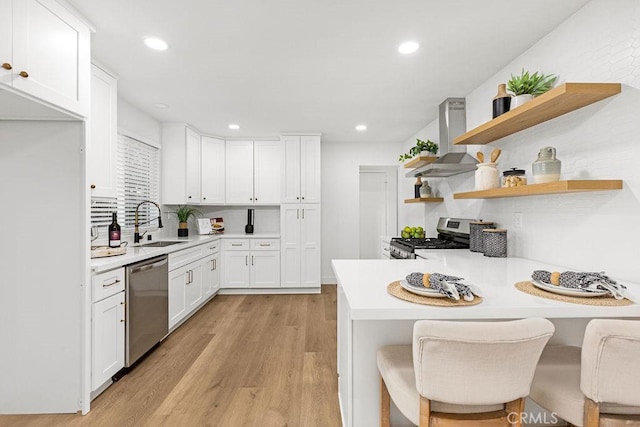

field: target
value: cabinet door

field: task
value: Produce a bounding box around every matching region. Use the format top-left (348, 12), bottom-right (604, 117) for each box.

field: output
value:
top-left (300, 204), bottom-right (321, 287)
top-left (186, 261), bottom-right (203, 312)
top-left (87, 65), bottom-right (117, 198)
top-left (12, 0), bottom-right (90, 116)
top-left (301, 136), bottom-right (321, 203)
top-left (202, 254), bottom-right (221, 297)
top-left (0, 0), bottom-right (11, 86)
top-left (222, 251), bottom-right (250, 288)
top-left (185, 128), bottom-right (201, 204)
top-left (225, 141), bottom-right (254, 203)
top-left (281, 205), bottom-right (302, 288)
top-left (281, 135), bottom-right (301, 203)
top-left (92, 291), bottom-right (125, 390)
top-left (168, 266), bottom-right (188, 329)
top-left (250, 251), bottom-right (281, 288)
top-left (201, 136), bottom-right (225, 204)
top-left (253, 140), bottom-right (281, 204)
top-left (212, 252), bottom-right (221, 293)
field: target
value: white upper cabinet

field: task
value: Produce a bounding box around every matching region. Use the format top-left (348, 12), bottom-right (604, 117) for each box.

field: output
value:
top-left (201, 136), bottom-right (225, 204)
top-left (162, 124), bottom-right (201, 205)
top-left (225, 140), bottom-right (255, 204)
top-left (87, 64), bottom-right (117, 198)
top-left (225, 140), bottom-right (281, 204)
top-left (1, 0), bottom-right (91, 117)
top-left (281, 135), bottom-right (321, 203)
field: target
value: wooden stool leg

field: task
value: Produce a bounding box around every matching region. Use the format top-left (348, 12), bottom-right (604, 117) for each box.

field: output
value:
top-left (505, 398), bottom-right (525, 427)
top-left (380, 376), bottom-right (391, 427)
top-left (583, 398), bottom-right (600, 427)
top-left (419, 396), bottom-right (431, 427)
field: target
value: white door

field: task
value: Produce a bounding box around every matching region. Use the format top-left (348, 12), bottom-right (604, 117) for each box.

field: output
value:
top-left (300, 204), bottom-right (321, 288)
top-left (211, 252), bottom-right (221, 293)
top-left (281, 205), bottom-right (302, 288)
top-left (201, 136), bottom-right (225, 204)
top-left (185, 261), bottom-right (203, 312)
top-left (185, 128), bottom-right (201, 203)
top-left (300, 135), bottom-right (321, 203)
top-left (254, 140), bottom-right (281, 204)
top-left (222, 251), bottom-right (250, 288)
top-left (225, 141), bottom-right (254, 203)
top-left (358, 167), bottom-right (397, 259)
top-left (12, 0), bottom-right (90, 116)
top-left (281, 135), bottom-right (301, 203)
top-left (168, 266), bottom-right (188, 329)
top-left (250, 251), bottom-right (281, 288)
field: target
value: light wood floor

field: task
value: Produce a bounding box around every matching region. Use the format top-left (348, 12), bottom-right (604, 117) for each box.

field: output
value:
top-left (1, 285), bottom-right (341, 427)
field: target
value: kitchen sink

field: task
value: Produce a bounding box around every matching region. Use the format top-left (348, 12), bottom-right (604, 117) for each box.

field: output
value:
top-left (138, 241), bottom-right (185, 247)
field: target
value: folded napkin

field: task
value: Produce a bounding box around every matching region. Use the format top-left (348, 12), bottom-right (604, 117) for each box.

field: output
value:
top-left (406, 272), bottom-right (482, 301)
top-left (532, 270), bottom-right (636, 301)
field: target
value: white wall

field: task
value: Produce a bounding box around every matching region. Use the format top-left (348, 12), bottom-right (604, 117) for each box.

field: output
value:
top-left (117, 98), bottom-right (161, 146)
top-left (321, 140), bottom-right (401, 283)
top-left (398, 0), bottom-right (640, 283)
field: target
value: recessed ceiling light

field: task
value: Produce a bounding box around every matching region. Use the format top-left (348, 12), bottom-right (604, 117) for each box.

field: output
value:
top-left (144, 37), bottom-right (169, 51)
top-left (355, 124), bottom-right (367, 131)
top-left (398, 41), bottom-right (419, 54)
top-left (152, 103), bottom-right (169, 109)
top-left (228, 124), bottom-right (240, 130)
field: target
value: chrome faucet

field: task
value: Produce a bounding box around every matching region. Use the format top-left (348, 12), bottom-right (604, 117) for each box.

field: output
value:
top-left (134, 200), bottom-right (163, 243)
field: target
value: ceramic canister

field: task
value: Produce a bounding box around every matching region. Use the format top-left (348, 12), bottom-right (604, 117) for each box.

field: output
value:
top-left (475, 163), bottom-right (500, 191)
top-left (532, 147), bottom-right (561, 184)
top-left (470, 221), bottom-right (495, 253)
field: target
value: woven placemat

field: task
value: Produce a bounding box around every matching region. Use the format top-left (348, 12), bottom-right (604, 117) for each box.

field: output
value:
top-left (387, 281), bottom-right (483, 307)
top-left (515, 281), bottom-right (633, 306)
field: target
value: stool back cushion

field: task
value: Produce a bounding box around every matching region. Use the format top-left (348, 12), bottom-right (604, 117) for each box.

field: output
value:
top-left (580, 319), bottom-right (640, 406)
top-left (413, 318), bottom-right (554, 406)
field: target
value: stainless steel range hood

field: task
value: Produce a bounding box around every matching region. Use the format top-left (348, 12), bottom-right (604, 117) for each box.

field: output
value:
top-left (407, 98), bottom-right (478, 178)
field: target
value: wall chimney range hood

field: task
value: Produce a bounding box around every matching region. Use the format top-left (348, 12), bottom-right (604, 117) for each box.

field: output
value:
top-left (407, 98), bottom-right (478, 178)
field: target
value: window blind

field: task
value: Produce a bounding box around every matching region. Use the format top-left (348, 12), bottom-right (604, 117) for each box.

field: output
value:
top-left (90, 134), bottom-right (160, 233)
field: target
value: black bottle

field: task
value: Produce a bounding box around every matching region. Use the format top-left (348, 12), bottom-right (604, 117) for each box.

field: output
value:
top-left (492, 83), bottom-right (511, 118)
top-left (414, 176), bottom-right (422, 198)
top-left (108, 212), bottom-right (121, 248)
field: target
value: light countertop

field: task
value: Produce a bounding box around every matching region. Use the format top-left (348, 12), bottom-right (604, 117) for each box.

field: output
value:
top-left (332, 250), bottom-right (640, 320)
top-left (91, 233), bottom-right (279, 273)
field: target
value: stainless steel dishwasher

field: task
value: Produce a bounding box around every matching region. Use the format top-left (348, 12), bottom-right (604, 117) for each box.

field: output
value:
top-left (125, 255), bottom-right (168, 367)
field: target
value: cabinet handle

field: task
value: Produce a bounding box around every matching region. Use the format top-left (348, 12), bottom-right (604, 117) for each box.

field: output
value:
top-left (255, 198), bottom-right (257, 201)
top-left (296, 196), bottom-right (299, 200)
top-left (259, 243), bottom-right (270, 247)
top-left (213, 258), bottom-right (216, 270)
top-left (121, 301), bottom-right (126, 323)
top-left (102, 279), bottom-right (121, 288)
top-left (188, 195), bottom-right (192, 199)
top-left (90, 184), bottom-right (96, 189)
top-left (297, 209), bottom-right (299, 220)
top-left (231, 243), bottom-right (242, 247)
top-left (203, 197), bottom-right (207, 200)
top-left (251, 256), bottom-right (254, 266)
top-left (19, 71), bottom-right (29, 78)
top-left (1, 63), bottom-right (12, 70)
top-left (245, 256), bottom-right (248, 266)
top-left (211, 259), bottom-right (215, 271)
top-left (302, 196), bottom-right (305, 200)
top-left (302, 209), bottom-right (305, 219)
top-left (185, 271), bottom-right (190, 285)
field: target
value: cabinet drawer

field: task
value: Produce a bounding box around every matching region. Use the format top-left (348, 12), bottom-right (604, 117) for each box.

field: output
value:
top-left (92, 268), bottom-right (125, 302)
top-left (169, 245), bottom-right (206, 271)
top-left (223, 239), bottom-right (250, 251)
top-left (251, 239), bottom-right (280, 251)
top-left (203, 239), bottom-right (221, 256)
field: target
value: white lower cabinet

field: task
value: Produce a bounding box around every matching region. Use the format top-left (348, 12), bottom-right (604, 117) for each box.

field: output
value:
top-left (281, 204), bottom-right (321, 288)
top-left (222, 239), bottom-right (280, 288)
top-left (91, 267), bottom-right (125, 391)
top-left (168, 241), bottom-right (220, 330)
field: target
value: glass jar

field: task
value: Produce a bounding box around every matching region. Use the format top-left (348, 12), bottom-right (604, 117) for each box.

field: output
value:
top-left (502, 168), bottom-right (527, 187)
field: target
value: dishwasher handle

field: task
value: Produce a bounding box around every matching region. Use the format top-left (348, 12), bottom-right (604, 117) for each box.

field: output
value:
top-left (128, 257), bottom-right (168, 274)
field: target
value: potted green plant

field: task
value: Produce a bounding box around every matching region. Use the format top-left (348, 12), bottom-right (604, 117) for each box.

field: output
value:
top-left (173, 205), bottom-right (201, 237)
top-left (398, 139), bottom-right (438, 162)
top-left (507, 68), bottom-right (557, 108)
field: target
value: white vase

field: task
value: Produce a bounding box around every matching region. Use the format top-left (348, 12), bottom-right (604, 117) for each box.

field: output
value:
top-left (511, 94), bottom-right (534, 109)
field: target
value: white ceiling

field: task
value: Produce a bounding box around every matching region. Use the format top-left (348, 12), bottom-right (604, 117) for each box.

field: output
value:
top-left (68, 0), bottom-right (591, 144)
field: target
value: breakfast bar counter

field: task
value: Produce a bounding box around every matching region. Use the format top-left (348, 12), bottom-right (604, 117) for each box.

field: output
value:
top-left (333, 255), bottom-right (640, 427)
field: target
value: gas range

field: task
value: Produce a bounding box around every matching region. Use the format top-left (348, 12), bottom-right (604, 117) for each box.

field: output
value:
top-left (390, 217), bottom-right (473, 259)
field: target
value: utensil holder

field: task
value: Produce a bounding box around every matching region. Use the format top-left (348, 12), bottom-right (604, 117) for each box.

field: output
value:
top-left (470, 221), bottom-right (494, 252)
top-left (483, 229), bottom-right (507, 257)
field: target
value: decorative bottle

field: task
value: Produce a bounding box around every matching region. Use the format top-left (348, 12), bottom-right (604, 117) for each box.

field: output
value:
top-left (419, 180), bottom-right (431, 198)
top-left (414, 176), bottom-right (422, 198)
top-left (108, 212), bottom-right (121, 248)
top-left (492, 84), bottom-right (511, 118)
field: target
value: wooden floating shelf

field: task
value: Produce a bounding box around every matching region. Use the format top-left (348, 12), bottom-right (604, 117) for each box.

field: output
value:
top-left (403, 155), bottom-right (439, 169)
top-left (404, 197), bottom-right (444, 203)
top-left (454, 83), bottom-right (622, 146)
top-left (453, 180), bottom-right (623, 199)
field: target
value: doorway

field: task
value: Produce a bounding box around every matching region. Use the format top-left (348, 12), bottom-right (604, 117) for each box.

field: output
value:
top-left (358, 166), bottom-right (398, 259)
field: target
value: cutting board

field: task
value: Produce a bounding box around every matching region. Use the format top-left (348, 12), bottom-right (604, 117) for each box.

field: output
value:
top-left (91, 246), bottom-right (127, 258)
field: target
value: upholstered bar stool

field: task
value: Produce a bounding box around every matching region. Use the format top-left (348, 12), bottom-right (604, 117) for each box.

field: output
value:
top-left (377, 318), bottom-right (555, 427)
top-left (530, 319), bottom-right (640, 427)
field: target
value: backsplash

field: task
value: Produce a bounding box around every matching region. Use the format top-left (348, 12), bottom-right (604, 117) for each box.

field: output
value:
top-left (399, 0), bottom-right (640, 282)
